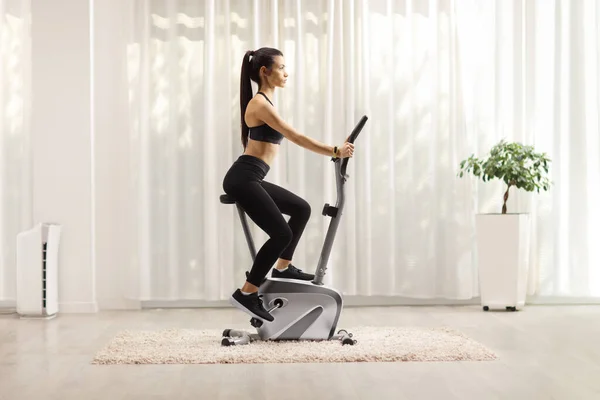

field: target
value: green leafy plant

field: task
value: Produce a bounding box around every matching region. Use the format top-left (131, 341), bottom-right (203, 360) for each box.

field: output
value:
top-left (458, 140), bottom-right (552, 214)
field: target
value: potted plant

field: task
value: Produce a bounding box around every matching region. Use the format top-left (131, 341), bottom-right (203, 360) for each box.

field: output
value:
top-left (458, 140), bottom-right (551, 311)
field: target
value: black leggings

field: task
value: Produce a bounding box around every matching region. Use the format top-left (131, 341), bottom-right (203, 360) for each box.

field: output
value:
top-left (222, 155), bottom-right (311, 287)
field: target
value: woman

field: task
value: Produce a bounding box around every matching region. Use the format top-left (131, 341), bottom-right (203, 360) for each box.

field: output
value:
top-left (223, 47), bottom-right (354, 322)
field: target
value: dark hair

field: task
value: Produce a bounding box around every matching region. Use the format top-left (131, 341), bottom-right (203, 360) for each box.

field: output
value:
top-left (240, 47), bottom-right (283, 149)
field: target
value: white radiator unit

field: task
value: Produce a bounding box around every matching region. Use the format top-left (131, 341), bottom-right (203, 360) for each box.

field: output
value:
top-left (16, 223), bottom-right (62, 319)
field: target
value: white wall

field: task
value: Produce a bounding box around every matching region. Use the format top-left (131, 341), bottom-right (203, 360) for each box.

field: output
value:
top-left (93, 0), bottom-right (140, 310)
top-left (31, 0), bottom-right (96, 312)
top-left (25, 0), bottom-right (141, 312)
top-left (27, 0), bottom-right (139, 312)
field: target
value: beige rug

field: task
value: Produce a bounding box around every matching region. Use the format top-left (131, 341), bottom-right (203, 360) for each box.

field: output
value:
top-left (92, 326), bottom-right (497, 364)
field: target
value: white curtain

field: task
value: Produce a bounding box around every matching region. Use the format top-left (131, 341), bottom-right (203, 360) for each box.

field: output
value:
top-left (121, 0), bottom-right (600, 302)
top-left (0, 0), bottom-right (31, 303)
top-left (456, 0), bottom-right (600, 298)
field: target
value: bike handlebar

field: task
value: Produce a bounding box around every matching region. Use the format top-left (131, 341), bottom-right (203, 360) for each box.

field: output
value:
top-left (347, 115), bottom-right (368, 144)
top-left (341, 115), bottom-right (368, 176)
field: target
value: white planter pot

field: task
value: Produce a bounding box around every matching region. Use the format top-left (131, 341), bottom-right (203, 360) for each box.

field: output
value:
top-left (476, 213), bottom-right (530, 311)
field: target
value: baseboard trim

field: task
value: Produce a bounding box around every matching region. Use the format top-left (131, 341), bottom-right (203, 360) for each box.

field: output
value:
top-left (141, 295), bottom-right (600, 309)
top-left (98, 298), bottom-right (141, 310)
top-left (0, 300), bottom-right (16, 314)
top-left (9, 297), bottom-right (600, 312)
top-left (142, 300), bottom-right (228, 308)
top-left (142, 296), bottom-right (481, 309)
top-left (3, 301), bottom-right (100, 314)
top-left (344, 296), bottom-right (480, 306)
top-left (526, 296), bottom-right (600, 305)
top-left (58, 301), bottom-right (99, 313)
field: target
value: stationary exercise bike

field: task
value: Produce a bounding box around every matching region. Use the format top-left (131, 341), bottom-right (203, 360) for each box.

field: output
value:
top-left (219, 115), bottom-right (368, 346)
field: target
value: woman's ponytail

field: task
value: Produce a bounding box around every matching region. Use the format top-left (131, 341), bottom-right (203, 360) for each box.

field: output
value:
top-left (238, 47), bottom-right (282, 149)
top-left (240, 50), bottom-right (254, 149)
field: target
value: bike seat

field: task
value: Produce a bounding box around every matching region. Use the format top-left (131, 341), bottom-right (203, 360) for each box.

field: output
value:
top-left (220, 194), bottom-right (236, 204)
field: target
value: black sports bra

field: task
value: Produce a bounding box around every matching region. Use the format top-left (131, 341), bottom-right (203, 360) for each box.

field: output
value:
top-left (248, 92), bottom-right (284, 145)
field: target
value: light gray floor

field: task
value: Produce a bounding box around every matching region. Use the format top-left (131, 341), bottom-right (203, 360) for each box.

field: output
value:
top-left (1, 305), bottom-right (599, 400)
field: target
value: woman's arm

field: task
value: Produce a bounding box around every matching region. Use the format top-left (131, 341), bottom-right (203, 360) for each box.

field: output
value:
top-left (257, 102), bottom-right (340, 157)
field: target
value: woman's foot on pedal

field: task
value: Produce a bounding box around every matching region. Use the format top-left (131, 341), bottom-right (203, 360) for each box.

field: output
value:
top-left (230, 289), bottom-right (274, 322)
top-left (272, 264), bottom-right (314, 281)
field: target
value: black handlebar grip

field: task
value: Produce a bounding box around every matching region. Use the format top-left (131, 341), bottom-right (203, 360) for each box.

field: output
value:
top-left (347, 115), bottom-right (368, 144)
top-left (341, 115), bottom-right (368, 175)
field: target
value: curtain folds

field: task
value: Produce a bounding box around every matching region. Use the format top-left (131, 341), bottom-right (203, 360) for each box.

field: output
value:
top-left (0, 0), bottom-right (31, 303)
top-left (121, 0), bottom-right (599, 302)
